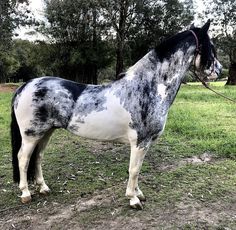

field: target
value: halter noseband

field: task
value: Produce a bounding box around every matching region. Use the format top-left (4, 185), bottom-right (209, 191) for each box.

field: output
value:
top-left (189, 30), bottom-right (199, 53)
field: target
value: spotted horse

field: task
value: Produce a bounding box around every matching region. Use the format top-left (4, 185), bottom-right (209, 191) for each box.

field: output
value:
top-left (11, 21), bottom-right (222, 209)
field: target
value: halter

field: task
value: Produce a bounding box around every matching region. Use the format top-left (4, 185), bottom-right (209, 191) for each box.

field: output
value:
top-left (189, 29), bottom-right (215, 73)
top-left (189, 30), bottom-right (199, 53)
top-left (188, 30), bottom-right (236, 103)
top-left (189, 29), bottom-right (201, 74)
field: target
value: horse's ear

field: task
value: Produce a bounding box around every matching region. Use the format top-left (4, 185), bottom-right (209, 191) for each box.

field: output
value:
top-left (201, 19), bottom-right (211, 34)
top-left (190, 23), bottom-right (195, 29)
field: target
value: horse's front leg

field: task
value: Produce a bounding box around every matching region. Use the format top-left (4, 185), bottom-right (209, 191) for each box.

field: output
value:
top-left (126, 144), bottom-right (147, 209)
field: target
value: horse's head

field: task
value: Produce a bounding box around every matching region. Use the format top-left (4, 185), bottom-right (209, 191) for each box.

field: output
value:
top-left (190, 20), bottom-right (222, 78)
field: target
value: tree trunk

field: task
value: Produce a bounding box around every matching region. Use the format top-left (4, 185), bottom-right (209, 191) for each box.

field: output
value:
top-left (115, 0), bottom-right (128, 78)
top-left (116, 37), bottom-right (124, 77)
top-left (226, 62), bottom-right (236, 85)
top-left (226, 48), bottom-right (236, 85)
top-left (92, 8), bottom-right (98, 85)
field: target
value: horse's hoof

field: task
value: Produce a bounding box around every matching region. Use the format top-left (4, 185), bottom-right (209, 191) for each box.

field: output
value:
top-left (40, 188), bottom-right (51, 196)
top-left (130, 202), bottom-right (143, 210)
top-left (130, 197), bottom-right (143, 210)
top-left (21, 196), bottom-right (31, 204)
top-left (137, 193), bottom-right (146, 201)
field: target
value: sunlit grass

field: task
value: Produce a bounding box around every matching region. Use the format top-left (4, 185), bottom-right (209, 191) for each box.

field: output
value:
top-left (188, 81), bottom-right (227, 86)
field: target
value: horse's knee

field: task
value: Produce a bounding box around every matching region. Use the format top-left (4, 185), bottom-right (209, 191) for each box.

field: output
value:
top-left (18, 158), bottom-right (29, 170)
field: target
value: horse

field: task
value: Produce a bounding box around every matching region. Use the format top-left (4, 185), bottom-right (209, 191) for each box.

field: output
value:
top-left (11, 20), bottom-right (222, 209)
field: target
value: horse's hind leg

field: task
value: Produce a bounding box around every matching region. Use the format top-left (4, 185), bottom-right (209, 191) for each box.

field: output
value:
top-left (35, 130), bottom-right (54, 195)
top-left (18, 138), bottom-right (38, 203)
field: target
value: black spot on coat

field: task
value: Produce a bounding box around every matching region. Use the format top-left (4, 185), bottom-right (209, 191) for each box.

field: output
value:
top-left (60, 80), bottom-right (87, 102)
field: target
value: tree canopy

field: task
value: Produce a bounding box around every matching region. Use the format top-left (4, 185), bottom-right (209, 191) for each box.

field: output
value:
top-left (5, 0), bottom-right (236, 84)
top-left (40, 0), bottom-right (194, 82)
top-left (0, 0), bottom-right (33, 82)
top-left (203, 0), bottom-right (236, 84)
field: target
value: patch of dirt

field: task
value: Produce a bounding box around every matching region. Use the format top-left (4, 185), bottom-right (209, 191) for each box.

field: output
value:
top-left (0, 184), bottom-right (235, 230)
top-left (0, 84), bottom-right (18, 93)
top-left (0, 139), bottom-right (234, 229)
top-left (0, 186), bottom-right (121, 230)
top-left (78, 139), bottom-right (128, 155)
top-left (157, 152), bottom-right (214, 172)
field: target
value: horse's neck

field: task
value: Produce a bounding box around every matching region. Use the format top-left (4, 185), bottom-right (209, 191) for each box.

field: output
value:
top-left (130, 44), bottom-right (193, 83)
top-left (126, 43), bottom-right (194, 82)
top-left (117, 44), bottom-right (195, 109)
top-left (125, 50), bottom-right (158, 81)
top-left (158, 46), bottom-right (195, 82)
top-left (155, 45), bottom-right (195, 106)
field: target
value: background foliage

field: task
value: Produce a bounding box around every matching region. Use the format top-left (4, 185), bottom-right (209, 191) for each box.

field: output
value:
top-left (203, 0), bottom-right (236, 84)
top-left (0, 0), bottom-right (194, 83)
top-left (0, 0), bottom-right (235, 84)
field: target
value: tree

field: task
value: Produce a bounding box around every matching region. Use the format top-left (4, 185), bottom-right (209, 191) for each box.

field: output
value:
top-left (127, 0), bottom-right (194, 64)
top-left (0, 39), bottom-right (47, 83)
top-left (42, 0), bottom-right (112, 84)
top-left (0, 0), bottom-right (32, 83)
top-left (11, 40), bottom-right (43, 82)
top-left (100, 0), bottom-right (141, 77)
top-left (100, 0), bottom-right (194, 77)
top-left (0, 52), bottom-right (20, 83)
top-left (203, 0), bottom-right (236, 85)
top-left (41, 0), bottom-right (193, 83)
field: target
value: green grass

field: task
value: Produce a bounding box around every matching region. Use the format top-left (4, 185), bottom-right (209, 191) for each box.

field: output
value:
top-left (163, 83), bottom-right (236, 159)
top-left (0, 83), bottom-right (236, 227)
top-left (0, 92), bottom-right (12, 153)
top-left (148, 160), bottom-right (236, 204)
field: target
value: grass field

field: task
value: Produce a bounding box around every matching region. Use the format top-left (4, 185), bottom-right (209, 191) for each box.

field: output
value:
top-left (0, 82), bottom-right (236, 229)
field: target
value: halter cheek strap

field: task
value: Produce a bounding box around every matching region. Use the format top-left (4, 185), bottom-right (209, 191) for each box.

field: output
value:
top-left (189, 30), bottom-right (199, 53)
top-left (189, 29), bottom-right (216, 74)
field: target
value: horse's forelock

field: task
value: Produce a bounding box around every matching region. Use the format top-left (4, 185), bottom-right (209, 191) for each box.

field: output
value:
top-left (199, 33), bottom-right (214, 69)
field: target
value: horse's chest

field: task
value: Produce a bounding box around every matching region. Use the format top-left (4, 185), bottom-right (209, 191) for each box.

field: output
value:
top-left (129, 105), bottom-right (168, 146)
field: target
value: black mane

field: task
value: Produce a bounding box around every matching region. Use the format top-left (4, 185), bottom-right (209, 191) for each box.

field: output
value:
top-left (155, 31), bottom-right (191, 60)
top-left (155, 28), bottom-right (214, 69)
